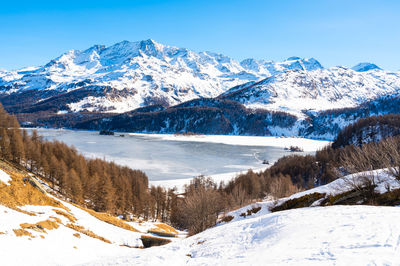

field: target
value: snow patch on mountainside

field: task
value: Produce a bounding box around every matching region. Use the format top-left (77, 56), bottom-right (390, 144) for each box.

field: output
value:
top-left (0, 39), bottom-right (361, 115)
top-left (222, 66), bottom-right (400, 116)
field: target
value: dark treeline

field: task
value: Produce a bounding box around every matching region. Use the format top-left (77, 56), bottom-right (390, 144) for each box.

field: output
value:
top-left (301, 96), bottom-right (400, 137)
top-left (332, 114), bottom-right (400, 148)
top-left (74, 98), bottom-right (298, 136)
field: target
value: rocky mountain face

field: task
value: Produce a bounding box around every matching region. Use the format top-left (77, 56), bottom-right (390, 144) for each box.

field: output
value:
top-left (0, 39), bottom-right (343, 114)
top-left (0, 39), bottom-right (323, 114)
top-left (1, 39), bottom-right (400, 138)
top-left (220, 66), bottom-right (400, 116)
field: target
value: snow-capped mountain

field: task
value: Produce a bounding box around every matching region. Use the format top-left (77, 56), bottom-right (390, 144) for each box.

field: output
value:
top-left (0, 39), bottom-right (335, 114)
top-left (220, 66), bottom-right (400, 116)
top-left (1, 39), bottom-right (400, 138)
top-left (352, 62), bottom-right (382, 72)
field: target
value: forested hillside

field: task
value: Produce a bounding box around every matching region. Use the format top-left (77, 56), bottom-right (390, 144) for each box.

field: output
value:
top-left (0, 104), bottom-right (177, 220)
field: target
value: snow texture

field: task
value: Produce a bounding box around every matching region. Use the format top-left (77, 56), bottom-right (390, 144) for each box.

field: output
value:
top-left (2, 166), bottom-right (400, 265)
top-left (2, 39), bottom-right (398, 117)
top-left (0, 169), bottom-right (11, 185)
top-left (84, 205), bottom-right (400, 265)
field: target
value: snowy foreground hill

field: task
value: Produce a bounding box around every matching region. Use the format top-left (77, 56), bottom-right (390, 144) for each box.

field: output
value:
top-left (2, 156), bottom-right (400, 265)
top-left (92, 205), bottom-right (400, 265)
top-left (0, 161), bottom-right (183, 266)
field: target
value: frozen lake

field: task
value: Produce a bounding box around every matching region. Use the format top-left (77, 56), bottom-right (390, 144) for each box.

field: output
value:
top-left (29, 128), bottom-right (330, 188)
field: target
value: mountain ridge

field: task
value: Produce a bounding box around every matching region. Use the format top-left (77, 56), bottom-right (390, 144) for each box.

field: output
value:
top-left (1, 39), bottom-right (400, 138)
top-left (1, 39), bottom-right (383, 115)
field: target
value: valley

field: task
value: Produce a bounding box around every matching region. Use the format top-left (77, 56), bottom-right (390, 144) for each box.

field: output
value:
top-left (27, 128), bottom-right (328, 189)
top-left (1, 1), bottom-right (400, 264)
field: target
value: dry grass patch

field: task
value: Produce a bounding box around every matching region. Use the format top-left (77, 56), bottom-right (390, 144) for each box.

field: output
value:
top-left (73, 233), bottom-right (81, 238)
top-left (18, 217), bottom-right (61, 235)
top-left (148, 223), bottom-right (178, 237)
top-left (37, 219), bottom-right (60, 230)
top-left (154, 223), bottom-right (178, 234)
top-left (74, 205), bottom-right (139, 233)
top-left (20, 223), bottom-right (45, 233)
top-left (66, 223), bottom-right (112, 244)
top-left (49, 216), bottom-right (62, 224)
top-left (0, 162), bottom-right (68, 212)
top-left (52, 209), bottom-right (77, 223)
top-left (13, 228), bottom-right (33, 237)
top-left (10, 207), bottom-right (37, 216)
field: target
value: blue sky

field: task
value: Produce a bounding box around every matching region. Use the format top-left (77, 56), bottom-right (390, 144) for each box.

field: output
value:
top-left (0, 0), bottom-right (399, 70)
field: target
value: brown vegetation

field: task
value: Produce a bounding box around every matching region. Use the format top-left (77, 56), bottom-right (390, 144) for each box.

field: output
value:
top-left (13, 228), bottom-right (33, 237)
top-left (52, 209), bottom-right (77, 223)
top-left (36, 219), bottom-right (60, 230)
top-left (220, 215), bottom-right (234, 223)
top-left (65, 223), bottom-right (111, 244)
top-left (171, 176), bottom-right (225, 235)
top-left (271, 193), bottom-right (325, 212)
top-left (148, 223), bottom-right (178, 237)
top-left (79, 206), bottom-right (139, 233)
top-left (0, 161), bottom-right (67, 211)
top-left (0, 104), bottom-right (176, 223)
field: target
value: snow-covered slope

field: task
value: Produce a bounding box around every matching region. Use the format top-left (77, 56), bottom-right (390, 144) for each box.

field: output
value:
top-left (0, 40), bottom-right (319, 113)
top-left (3, 154), bottom-right (400, 265)
top-left (3, 39), bottom-right (398, 116)
top-left (86, 168), bottom-right (400, 265)
top-left (84, 205), bottom-right (400, 265)
top-left (221, 66), bottom-right (400, 116)
top-left (0, 161), bottom-right (181, 266)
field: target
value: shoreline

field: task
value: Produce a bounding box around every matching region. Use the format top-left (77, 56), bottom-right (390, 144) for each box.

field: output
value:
top-left (27, 128), bottom-right (331, 190)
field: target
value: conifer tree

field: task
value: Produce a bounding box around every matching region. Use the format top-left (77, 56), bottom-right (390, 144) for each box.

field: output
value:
top-left (0, 127), bottom-right (11, 160)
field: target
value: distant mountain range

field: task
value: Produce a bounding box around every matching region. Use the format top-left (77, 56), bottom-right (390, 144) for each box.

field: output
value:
top-left (1, 39), bottom-right (400, 139)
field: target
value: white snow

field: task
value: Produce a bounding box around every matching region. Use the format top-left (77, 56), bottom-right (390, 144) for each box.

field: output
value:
top-left (223, 66), bottom-right (400, 117)
top-left (129, 133), bottom-right (330, 152)
top-left (83, 205), bottom-right (400, 265)
top-left (150, 166), bottom-right (270, 192)
top-left (0, 169), bottom-right (11, 185)
top-left (280, 169), bottom-right (400, 204)
top-left (2, 163), bottom-right (400, 265)
top-left (2, 39), bottom-right (398, 117)
top-left (0, 205), bottom-right (137, 266)
top-left (0, 171), bottom-right (176, 266)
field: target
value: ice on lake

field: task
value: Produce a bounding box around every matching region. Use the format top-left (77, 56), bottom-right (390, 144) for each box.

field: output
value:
top-left (28, 128), bottom-right (329, 187)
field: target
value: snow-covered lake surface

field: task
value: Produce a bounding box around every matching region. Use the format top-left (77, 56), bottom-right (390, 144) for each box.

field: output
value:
top-left (28, 128), bottom-right (329, 188)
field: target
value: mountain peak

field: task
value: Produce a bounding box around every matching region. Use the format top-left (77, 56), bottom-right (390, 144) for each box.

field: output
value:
top-left (352, 62), bottom-right (382, 72)
top-left (286, 56), bottom-right (301, 61)
top-left (282, 57), bottom-right (323, 71)
top-left (137, 39), bottom-right (165, 56)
